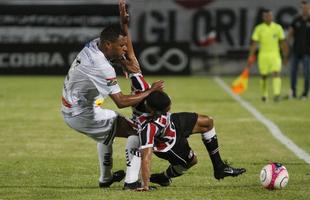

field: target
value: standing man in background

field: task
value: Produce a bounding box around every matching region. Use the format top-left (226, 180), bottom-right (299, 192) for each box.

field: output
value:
top-left (248, 9), bottom-right (289, 102)
top-left (287, 1), bottom-right (310, 100)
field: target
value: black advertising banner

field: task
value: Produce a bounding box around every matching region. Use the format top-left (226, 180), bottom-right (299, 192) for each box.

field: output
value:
top-left (0, 4), bottom-right (119, 44)
top-left (0, 4), bottom-right (189, 75)
top-left (134, 43), bottom-right (190, 75)
top-left (0, 42), bottom-right (190, 75)
top-left (0, 43), bottom-right (82, 75)
top-left (0, 4), bottom-right (119, 75)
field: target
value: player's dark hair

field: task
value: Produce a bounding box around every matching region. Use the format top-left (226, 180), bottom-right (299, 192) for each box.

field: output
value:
top-left (301, 1), bottom-right (308, 5)
top-left (262, 8), bottom-right (271, 13)
top-left (146, 91), bottom-right (171, 115)
top-left (100, 24), bottom-right (124, 43)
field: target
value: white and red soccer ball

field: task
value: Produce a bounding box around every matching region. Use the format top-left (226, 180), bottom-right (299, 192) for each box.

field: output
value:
top-left (260, 162), bottom-right (289, 190)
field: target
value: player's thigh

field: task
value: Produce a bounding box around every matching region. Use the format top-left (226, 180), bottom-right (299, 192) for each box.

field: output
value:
top-left (171, 112), bottom-right (198, 137)
top-left (154, 138), bottom-right (196, 168)
top-left (63, 109), bottom-right (118, 144)
top-left (114, 115), bottom-right (137, 138)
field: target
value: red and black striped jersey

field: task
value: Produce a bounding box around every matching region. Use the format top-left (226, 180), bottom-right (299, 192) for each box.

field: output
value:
top-left (129, 73), bottom-right (151, 117)
top-left (139, 113), bottom-right (177, 152)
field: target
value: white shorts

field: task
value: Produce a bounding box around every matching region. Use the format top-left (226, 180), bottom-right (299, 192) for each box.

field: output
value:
top-left (63, 107), bottom-right (118, 145)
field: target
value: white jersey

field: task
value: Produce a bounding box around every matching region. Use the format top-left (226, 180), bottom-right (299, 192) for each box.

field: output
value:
top-left (61, 38), bottom-right (121, 117)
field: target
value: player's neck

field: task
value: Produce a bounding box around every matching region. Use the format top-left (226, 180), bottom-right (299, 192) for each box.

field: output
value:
top-left (264, 21), bottom-right (272, 26)
top-left (98, 43), bottom-right (112, 60)
top-left (302, 13), bottom-right (309, 20)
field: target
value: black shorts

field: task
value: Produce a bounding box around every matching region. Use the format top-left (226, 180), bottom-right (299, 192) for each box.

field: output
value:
top-left (154, 112), bottom-right (198, 168)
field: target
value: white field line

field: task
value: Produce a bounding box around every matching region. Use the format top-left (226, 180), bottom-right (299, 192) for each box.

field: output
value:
top-left (214, 76), bottom-right (310, 164)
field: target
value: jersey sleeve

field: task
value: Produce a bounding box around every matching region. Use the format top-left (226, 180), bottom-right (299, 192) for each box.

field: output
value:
top-left (129, 73), bottom-right (150, 93)
top-left (139, 123), bottom-right (158, 149)
top-left (251, 25), bottom-right (260, 42)
top-left (86, 53), bottom-right (121, 96)
top-left (90, 73), bottom-right (121, 96)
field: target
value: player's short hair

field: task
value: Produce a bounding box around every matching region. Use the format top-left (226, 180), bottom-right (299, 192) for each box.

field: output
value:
top-left (301, 1), bottom-right (308, 5)
top-left (146, 91), bottom-right (171, 114)
top-left (100, 24), bottom-right (124, 43)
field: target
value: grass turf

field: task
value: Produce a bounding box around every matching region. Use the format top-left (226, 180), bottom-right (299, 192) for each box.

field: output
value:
top-left (0, 75), bottom-right (309, 200)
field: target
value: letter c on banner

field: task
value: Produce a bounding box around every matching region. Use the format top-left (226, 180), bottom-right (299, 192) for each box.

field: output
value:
top-left (140, 46), bottom-right (188, 72)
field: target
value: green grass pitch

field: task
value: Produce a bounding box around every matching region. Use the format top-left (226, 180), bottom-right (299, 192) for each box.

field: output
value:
top-left (0, 75), bottom-right (309, 200)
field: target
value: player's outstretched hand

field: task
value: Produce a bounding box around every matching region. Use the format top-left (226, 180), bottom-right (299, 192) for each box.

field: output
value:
top-left (119, 0), bottom-right (129, 26)
top-left (151, 80), bottom-right (164, 92)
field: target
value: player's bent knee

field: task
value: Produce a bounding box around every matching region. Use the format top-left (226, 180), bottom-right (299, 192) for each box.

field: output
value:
top-left (194, 115), bottom-right (214, 133)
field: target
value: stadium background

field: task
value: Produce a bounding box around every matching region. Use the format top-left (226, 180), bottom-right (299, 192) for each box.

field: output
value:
top-left (0, 0), bottom-right (300, 76)
top-left (1, 1), bottom-right (310, 199)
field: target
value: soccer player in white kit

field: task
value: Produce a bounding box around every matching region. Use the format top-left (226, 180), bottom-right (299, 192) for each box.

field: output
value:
top-left (61, 22), bottom-right (164, 188)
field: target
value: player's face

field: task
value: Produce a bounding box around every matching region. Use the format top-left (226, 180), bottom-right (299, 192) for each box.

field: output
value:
top-left (263, 12), bottom-right (273, 24)
top-left (301, 3), bottom-right (310, 15)
top-left (110, 35), bottom-right (128, 60)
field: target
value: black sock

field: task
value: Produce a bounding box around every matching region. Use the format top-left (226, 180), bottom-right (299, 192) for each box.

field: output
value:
top-left (165, 165), bottom-right (184, 178)
top-left (202, 135), bottom-right (224, 170)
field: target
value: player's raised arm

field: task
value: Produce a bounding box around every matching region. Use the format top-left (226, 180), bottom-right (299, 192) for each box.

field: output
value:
top-left (119, 0), bottom-right (139, 68)
top-left (119, 0), bottom-right (129, 35)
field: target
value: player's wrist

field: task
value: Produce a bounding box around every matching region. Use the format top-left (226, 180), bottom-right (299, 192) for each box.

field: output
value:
top-left (247, 54), bottom-right (256, 65)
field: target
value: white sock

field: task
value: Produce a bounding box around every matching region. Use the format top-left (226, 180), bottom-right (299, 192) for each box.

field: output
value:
top-left (201, 127), bottom-right (216, 140)
top-left (124, 135), bottom-right (141, 184)
top-left (97, 142), bottom-right (113, 183)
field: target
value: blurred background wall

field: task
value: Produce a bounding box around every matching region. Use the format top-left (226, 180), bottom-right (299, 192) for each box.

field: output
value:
top-left (0, 0), bottom-right (301, 75)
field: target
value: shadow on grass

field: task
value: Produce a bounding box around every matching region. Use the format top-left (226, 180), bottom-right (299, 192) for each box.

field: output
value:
top-left (249, 162), bottom-right (308, 166)
top-left (152, 184), bottom-right (260, 190)
top-left (0, 185), bottom-right (120, 190)
top-left (0, 184), bottom-right (258, 191)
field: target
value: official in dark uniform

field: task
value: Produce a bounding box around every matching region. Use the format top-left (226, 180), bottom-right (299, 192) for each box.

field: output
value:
top-left (288, 1), bottom-right (310, 99)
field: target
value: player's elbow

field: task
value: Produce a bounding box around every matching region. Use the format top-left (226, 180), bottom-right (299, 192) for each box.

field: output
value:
top-left (115, 101), bottom-right (127, 109)
top-left (111, 93), bottom-right (130, 108)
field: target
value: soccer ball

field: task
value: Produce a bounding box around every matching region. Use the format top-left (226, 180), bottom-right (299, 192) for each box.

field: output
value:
top-left (260, 162), bottom-right (289, 190)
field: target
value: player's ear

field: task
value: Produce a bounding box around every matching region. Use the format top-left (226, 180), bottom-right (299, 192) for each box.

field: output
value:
top-left (102, 41), bottom-right (112, 49)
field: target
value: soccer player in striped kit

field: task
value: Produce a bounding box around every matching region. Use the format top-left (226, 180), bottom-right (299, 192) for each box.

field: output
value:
top-left (136, 91), bottom-right (246, 191)
top-left (118, 0), bottom-right (245, 191)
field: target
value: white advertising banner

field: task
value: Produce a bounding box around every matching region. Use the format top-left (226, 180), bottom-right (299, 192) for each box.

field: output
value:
top-left (129, 0), bottom-right (300, 54)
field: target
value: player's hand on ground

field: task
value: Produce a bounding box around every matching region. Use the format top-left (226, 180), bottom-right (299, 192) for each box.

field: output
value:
top-left (136, 186), bottom-right (157, 192)
top-left (151, 80), bottom-right (164, 92)
top-left (136, 187), bottom-right (149, 192)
